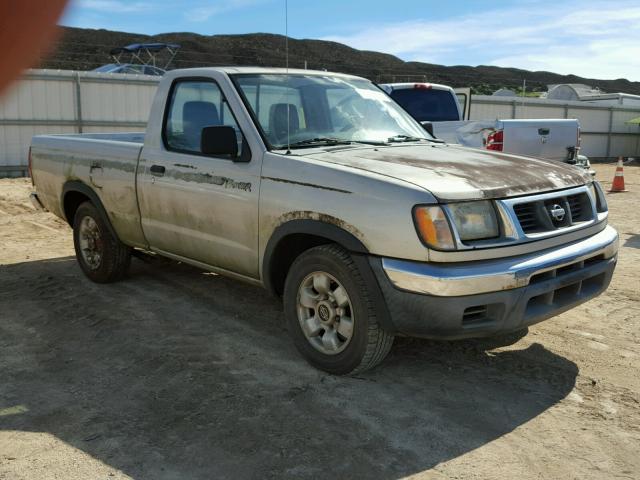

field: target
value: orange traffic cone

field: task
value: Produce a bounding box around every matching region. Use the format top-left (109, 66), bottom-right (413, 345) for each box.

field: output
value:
top-left (609, 157), bottom-right (627, 193)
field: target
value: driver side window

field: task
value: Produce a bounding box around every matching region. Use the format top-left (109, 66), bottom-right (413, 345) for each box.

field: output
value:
top-left (164, 80), bottom-right (243, 156)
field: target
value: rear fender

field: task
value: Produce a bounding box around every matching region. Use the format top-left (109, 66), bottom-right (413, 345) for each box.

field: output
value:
top-left (61, 180), bottom-right (118, 239)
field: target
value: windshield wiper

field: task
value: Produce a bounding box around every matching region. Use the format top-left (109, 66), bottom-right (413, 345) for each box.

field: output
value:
top-left (281, 137), bottom-right (352, 149)
top-left (387, 134), bottom-right (444, 144)
top-left (350, 139), bottom-right (389, 146)
top-left (388, 135), bottom-right (425, 142)
top-left (278, 137), bottom-right (387, 149)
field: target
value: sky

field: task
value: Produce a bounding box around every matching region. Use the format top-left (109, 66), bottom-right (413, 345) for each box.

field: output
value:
top-left (61, 0), bottom-right (640, 81)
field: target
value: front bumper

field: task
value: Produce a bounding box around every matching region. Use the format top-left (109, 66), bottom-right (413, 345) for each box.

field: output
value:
top-left (372, 225), bottom-right (618, 339)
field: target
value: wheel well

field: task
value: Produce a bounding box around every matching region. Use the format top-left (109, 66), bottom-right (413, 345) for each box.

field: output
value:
top-left (268, 234), bottom-right (335, 296)
top-left (63, 191), bottom-right (90, 225)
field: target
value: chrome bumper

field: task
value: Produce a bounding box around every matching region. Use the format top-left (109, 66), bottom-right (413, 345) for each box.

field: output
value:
top-left (29, 192), bottom-right (47, 211)
top-left (383, 225), bottom-right (618, 297)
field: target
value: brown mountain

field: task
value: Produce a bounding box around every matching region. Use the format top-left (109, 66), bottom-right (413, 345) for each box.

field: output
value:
top-left (41, 26), bottom-right (640, 96)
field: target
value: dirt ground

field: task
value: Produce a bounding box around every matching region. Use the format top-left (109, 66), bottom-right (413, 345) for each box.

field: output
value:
top-left (0, 163), bottom-right (638, 480)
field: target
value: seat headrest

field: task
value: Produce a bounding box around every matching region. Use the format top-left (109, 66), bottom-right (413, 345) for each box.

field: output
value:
top-left (182, 101), bottom-right (220, 150)
top-left (269, 103), bottom-right (300, 144)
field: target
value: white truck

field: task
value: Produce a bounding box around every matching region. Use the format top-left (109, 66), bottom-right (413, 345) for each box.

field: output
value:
top-left (380, 82), bottom-right (592, 172)
top-left (29, 67), bottom-right (618, 375)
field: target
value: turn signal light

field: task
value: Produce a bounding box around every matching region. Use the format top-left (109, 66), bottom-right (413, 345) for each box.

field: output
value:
top-left (413, 206), bottom-right (455, 250)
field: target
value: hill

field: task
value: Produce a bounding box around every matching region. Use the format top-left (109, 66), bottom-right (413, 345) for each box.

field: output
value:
top-left (41, 26), bottom-right (640, 96)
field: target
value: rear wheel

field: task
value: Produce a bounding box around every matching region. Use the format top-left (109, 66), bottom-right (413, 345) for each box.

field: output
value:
top-left (73, 201), bottom-right (131, 283)
top-left (283, 244), bottom-right (393, 375)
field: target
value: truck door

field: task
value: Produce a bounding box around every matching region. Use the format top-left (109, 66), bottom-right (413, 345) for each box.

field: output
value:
top-left (136, 78), bottom-right (260, 278)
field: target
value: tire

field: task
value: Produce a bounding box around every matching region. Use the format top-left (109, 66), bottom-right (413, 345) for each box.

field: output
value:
top-left (283, 244), bottom-right (393, 375)
top-left (72, 201), bottom-right (131, 283)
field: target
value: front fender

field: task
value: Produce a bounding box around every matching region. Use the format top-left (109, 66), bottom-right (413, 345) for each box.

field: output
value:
top-left (262, 218), bottom-right (397, 334)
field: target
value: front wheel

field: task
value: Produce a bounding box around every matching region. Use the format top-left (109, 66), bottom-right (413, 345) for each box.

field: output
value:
top-left (283, 244), bottom-right (393, 375)
top-left (73, 201), bottom-right (131, 283)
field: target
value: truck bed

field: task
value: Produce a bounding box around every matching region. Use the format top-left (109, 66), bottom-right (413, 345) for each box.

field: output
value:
top-left (29, 131), bottom-right (147, 247)
top-left (34, 132), bottom-right (146, 143)
top-left (30, 132), bottom-right (145, 164)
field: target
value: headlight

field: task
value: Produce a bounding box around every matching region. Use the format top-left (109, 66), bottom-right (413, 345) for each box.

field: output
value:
top-left (413, 206), bottom-right (455, 250)
top-left (447, 201), bottom-right (499, 241)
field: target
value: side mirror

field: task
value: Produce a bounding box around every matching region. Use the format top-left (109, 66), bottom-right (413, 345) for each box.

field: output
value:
top-left (420, 121), bottom-right (435, 137)
top-left (201, 126), bottom-right (238, 157)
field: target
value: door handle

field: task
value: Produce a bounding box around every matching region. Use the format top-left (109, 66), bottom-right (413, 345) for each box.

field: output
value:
top-left (150, 165), bottom-right (166, 176)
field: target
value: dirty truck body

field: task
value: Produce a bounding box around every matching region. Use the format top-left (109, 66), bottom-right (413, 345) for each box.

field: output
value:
top-left (30, 67), bottom-right (618, 374)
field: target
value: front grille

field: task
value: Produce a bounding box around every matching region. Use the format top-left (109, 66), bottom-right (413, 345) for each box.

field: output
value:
top-left (512, 191), bottom-right (593, 235)
top-left (513, 203), bottom-right (539, 233)
top-left (567, 193), bottom-right (592, 221)
top-left (567, 194), bottom-right (582, 218)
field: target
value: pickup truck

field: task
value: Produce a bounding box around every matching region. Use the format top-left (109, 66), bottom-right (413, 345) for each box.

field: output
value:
top-left (380, 82), bottom-right (593, 172)
top-left (29, 67), bottom-right (618, 375)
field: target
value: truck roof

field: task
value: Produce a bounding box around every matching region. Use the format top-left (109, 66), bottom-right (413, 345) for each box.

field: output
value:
top-left (381, 82), bottom-right (455, 92)
top-left (164, 66), bottom-right (364, 80)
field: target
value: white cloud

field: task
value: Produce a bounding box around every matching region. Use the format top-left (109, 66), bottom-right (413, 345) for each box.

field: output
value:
top-left (78, 0), bottom-right (152, 13)
top-left (323, 1), bottom-right (640, 81)
top-left (184, 0), bottom-right (265, 22)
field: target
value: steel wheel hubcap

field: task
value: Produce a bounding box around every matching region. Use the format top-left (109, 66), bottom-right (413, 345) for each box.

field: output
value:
top-left (79, 216), bottom-right (103, 270)
top-left (296, 271), bottom-right (354, 355)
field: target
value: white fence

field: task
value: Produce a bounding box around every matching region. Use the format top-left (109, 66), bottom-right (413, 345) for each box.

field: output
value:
top-left (0, 69), bottom-right (159, 177)
top-left (469, 95), bottom-right (640, 160)
top-left (1, 69), bottom-right (640, 177)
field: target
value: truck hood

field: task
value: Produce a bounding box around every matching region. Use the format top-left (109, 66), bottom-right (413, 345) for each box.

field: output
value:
top-left (305, 143), bottom-right (591, 201)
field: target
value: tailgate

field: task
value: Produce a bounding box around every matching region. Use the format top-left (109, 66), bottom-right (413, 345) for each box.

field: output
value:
top-left (500, 119), bottom-right (578, 161)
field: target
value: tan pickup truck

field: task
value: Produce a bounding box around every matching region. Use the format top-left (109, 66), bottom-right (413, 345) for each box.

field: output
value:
top-left (29, 67), bottom-right (618, 374)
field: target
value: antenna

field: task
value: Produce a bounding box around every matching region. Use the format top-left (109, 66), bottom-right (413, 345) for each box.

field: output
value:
top-left (285, 0), bottom-right (291, 154)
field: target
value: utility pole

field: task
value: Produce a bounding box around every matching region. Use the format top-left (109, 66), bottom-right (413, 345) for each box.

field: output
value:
top-left (521, 79), bottom-right (526, 118)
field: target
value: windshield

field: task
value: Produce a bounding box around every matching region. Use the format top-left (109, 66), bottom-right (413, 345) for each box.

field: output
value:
top-left (93, 64), bottom-right (119, 72)
top-left (389, 88), bottom-right (461, 122)
top-left (232, 74), bottom-right (431, 149)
